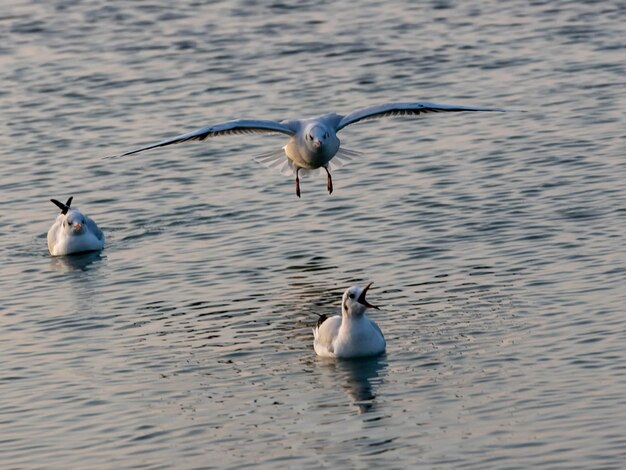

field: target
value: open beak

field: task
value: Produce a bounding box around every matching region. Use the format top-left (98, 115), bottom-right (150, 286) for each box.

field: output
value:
top-left (357, 282), bottom-right (380, 310)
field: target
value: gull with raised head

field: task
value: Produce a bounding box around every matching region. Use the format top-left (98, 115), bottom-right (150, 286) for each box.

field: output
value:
top-left (313, 283), bottom-right (385, 359)
top-left (111, 101), bottom-right (505, 197)
top-left (47, 196), bottom-right (105, 256)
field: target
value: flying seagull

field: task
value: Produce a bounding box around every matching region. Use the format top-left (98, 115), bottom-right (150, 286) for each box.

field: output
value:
top-left (110, 101), bottom-right (505, 197)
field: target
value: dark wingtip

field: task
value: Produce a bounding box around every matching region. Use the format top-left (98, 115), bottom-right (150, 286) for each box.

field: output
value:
top-left (316, 313), bottom-right (328, 328)
top-left (104, 150), bottom-right (133, 160)
top-left (50, 197), bottom-right (72, 215)
top-left (104, 148), bottom-right (140, 160)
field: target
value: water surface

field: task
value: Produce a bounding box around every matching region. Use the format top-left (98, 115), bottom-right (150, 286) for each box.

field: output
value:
top-left (1, 0), bottom-right (625, 468)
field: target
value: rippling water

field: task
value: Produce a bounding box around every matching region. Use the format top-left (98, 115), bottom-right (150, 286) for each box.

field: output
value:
top-left (2, 0), bottom-right (625, 468)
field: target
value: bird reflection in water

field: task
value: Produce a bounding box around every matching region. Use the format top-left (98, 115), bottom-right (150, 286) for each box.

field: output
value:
top-left (316, 355), bottom-right (388, 414)
top-left (49, 251), bottom-right (103, 272)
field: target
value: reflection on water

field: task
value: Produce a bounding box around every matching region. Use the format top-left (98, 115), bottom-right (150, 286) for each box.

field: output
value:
top-left (316, 356), bottom-right (388, 414)
top-left (49, 251), bottom-right (104, 272)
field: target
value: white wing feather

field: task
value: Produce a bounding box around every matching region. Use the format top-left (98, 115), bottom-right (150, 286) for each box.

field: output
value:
top-left (85, 216), bottom-right (104, 241)
top-left (253, 147), bottom-right (363, 177)
top-left (328, 147), bottom-right (364, 171)
top-left (313, 315), bottom-right (342, 357)
top-left (253, 148), bottom-right (295, 177)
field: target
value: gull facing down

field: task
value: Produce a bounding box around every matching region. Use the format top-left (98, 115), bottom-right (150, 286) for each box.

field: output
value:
top-left (47, 197), bottom-right (105, 256)
top-left (111, 101), bottom-right (505, 197)
top-left (313, 283), bottom-right (385, 359)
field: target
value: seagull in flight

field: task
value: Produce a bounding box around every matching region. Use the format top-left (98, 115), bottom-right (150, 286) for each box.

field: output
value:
top-left (111, 101), bottom-right (505, 198)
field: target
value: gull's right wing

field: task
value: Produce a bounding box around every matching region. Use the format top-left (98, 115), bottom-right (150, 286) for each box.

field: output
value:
top-left (108, 119), bottom-right (296, 159)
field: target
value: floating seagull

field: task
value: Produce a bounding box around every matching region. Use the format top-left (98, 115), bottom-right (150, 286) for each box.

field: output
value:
top-left (313, 283), bottom-right (385, 359)
top-left (47, 197), bottom-right (105, 256)
top-left (110, 101), bottom-right (505, 197)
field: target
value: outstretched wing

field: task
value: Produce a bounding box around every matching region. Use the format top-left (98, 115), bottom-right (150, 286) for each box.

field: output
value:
top-left (336, 101), bottom-right (506, 131)
top-left (109, 119), bottom-right (296, 159)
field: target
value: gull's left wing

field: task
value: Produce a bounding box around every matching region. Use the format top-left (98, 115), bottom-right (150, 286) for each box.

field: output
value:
top-left (85, 216), bottom-right (104, 242)
top-left (336, 101), bottom-right (506, 131)
top-left (108, 119), bottom-right (296, 159)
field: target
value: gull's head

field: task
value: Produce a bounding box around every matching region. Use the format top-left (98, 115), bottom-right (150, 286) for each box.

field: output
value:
top-left (342, 282), bottom-right (380, 318)
top-left (63, 209), bottom-right (87, 235)
top-left (305, 124), bottom-right (329, 151)
top-left (51, 197), bottom-right (86, 235)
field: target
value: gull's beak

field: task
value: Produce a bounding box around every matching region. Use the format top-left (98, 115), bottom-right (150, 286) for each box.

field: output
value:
top-left (312, 139), bottom-right (321, 149)
top-left (357, 282), bottom-right (380, 310)
top-left (73, 222), bottom-right (82, 232)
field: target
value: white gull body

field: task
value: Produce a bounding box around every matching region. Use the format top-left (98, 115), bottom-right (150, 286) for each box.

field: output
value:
top-left (313, 283), bottom-right (385, 359)
top-left (47, 197), bottom-right (105, 256)
top-left (111, 101), bottom-right (505, 197)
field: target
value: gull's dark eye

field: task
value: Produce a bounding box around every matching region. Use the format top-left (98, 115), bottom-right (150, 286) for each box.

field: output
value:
top-left (348, 293), bottom-right (355, 299)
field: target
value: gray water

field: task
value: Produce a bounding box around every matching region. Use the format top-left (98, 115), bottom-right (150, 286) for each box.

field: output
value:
top-left (2, 0), bottom-right (625, 468)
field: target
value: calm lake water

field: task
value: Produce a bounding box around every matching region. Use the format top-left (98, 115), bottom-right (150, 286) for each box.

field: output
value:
top-left (1, 0), bottom-right (625, 468)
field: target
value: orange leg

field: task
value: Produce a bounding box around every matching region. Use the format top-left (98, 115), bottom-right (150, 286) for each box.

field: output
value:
top-left (295, 167), bottom-right (301, 198)
top-left (324, 166), bottom-right (333, 195)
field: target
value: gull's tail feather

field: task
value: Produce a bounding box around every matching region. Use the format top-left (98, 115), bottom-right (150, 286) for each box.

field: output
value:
top-left (253, 148), bottom-right (295, 177)
top-left (297, 168), bottom-right (324, 178)
top-left (253, 148), bottom-right (321, 178)
top-left (254, 146), bottom-right (365, 177)
top-left (328, 147), bottom-right (364, 171)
